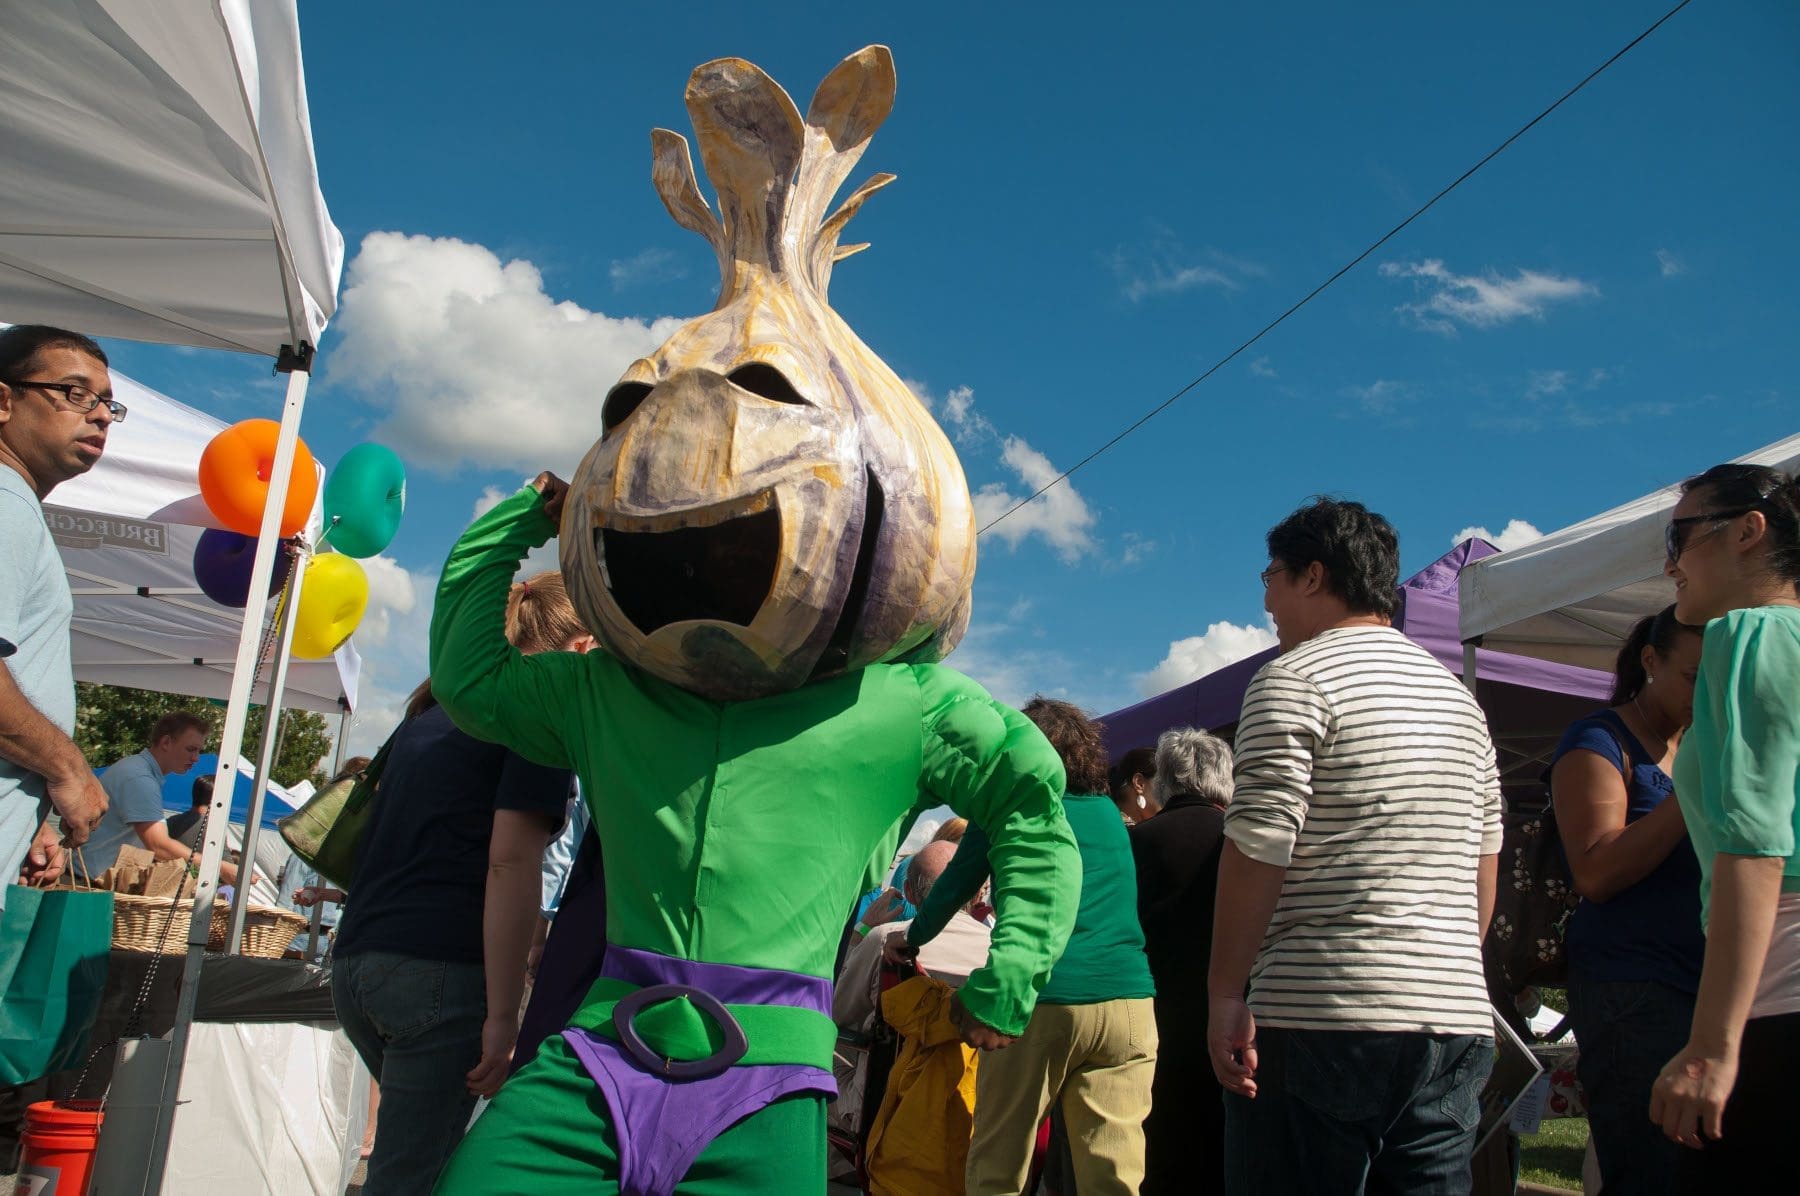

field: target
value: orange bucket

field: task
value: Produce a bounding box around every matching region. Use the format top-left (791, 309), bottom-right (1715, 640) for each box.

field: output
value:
top-left (18, 1100), bottom-right (104, 1196)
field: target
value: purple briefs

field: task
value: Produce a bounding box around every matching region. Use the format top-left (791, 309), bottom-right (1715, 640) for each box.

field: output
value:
top-left (561, 946), bottom-right (836, 1196)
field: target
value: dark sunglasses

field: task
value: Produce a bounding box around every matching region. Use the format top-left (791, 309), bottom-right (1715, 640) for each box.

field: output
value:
top-left (1664, 507), bottom-right (1757, 563)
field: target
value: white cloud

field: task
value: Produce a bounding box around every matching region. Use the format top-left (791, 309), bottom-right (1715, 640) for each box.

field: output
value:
top-left (939, 384), bottom-right (995, 446)
top-left (1119, 532), bottom-right (1157, 566)
top-left (1380, 259), bottom-right (1597, 333)
top-left (1453, 519), bottom-right (1543, 552)
top-left (1656, 248), bottom-right (1684, 278)
top-left (972, 437), bottom-right (1099, 563)
top-left (328, 232), bottom-right (690, 475)
top-left (1525, 369), bottom-right (1569, 399)
top-left (609, 247), bottom-right (686, 290)
top-left (1137, 617), bottom-right (1278, 697)
top-left (1347, 378), bottom-right (1411, 415)
top-left (1249, 356), bottom-right (1277, 379)
top-left (1109, 244), bottom-right (1266, 303)
top-left (472, 486), bottom-right (510, 519)
top-left (353, 554), bottom-right (418, 647)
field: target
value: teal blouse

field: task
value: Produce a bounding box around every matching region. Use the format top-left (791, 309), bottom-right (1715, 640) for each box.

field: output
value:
top-left (1673, 605), bottom-right (1800, 924)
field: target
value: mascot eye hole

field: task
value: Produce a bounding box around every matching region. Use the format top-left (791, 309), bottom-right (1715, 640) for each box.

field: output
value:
top-left (602, 382), bottom-right (654, 433)
top-left (727, 363), bottom-right (810, 406)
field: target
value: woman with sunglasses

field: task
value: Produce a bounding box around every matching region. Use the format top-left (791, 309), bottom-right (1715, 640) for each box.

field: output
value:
top-left (1648, 462), bottom-right (1800, 1189)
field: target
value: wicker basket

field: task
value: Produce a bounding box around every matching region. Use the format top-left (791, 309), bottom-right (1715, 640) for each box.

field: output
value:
top-left (233, 906), bottom-right (311, 959)
top-left (110, 893), bottom-right (229, 955)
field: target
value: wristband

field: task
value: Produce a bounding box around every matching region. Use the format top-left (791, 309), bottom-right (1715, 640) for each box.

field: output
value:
top-left (853, 922), bottom-right (872, 938)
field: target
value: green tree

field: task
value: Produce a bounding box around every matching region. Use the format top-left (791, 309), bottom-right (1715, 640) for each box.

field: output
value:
top-left (74, 682), bottom-right (334, 789)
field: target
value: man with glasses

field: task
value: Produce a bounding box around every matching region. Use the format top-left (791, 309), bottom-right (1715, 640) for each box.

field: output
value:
top-left (0, 324), bottom-right (120, 899)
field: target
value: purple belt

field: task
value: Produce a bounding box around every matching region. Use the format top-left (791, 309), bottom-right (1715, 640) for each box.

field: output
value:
top-left (561, 946), bottom-right (837, 1196)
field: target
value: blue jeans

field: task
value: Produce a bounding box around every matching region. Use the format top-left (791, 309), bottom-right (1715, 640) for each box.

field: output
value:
top-left (333, 951), bottom-right (487, 1196)
top-left (1566, 975), bottom-right (1694, 1196)
top-left (1224, 1028), bottom-right (1493, 1195)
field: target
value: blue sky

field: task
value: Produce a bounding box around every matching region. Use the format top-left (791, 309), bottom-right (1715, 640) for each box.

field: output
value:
top-left (91, 1), bottom-right (1799, 753)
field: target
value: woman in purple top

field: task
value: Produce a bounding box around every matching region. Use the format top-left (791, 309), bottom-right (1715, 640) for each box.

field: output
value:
top-left (1551, 605), bottom-right (1703, 1195)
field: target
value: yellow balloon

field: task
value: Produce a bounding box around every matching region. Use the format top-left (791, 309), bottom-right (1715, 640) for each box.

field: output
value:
top-left (290, 553), bottom-right (369, 659)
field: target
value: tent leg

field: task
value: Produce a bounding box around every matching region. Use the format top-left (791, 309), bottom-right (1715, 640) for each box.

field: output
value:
top-left (1463, 642), bottom-right (1479, 696)
top-left (331, 706), bottom-right (350, 777)
top-left (128, 360), bottom-right (313, 1196)
top-left (225, 548), bottom-right (307, 954)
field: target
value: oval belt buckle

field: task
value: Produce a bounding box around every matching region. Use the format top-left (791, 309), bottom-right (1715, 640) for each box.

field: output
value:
top-left (612, 983), bottom-right (749, 1080)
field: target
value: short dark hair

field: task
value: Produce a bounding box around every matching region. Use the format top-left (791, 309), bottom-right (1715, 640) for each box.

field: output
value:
top-left (1681, 463), bottom-right (1800, 584)
top-left (1610, 604), bottom-right (1701, 705)
top-left (150, 711), bottom-right (209, 745)
top-left (1020, 697), bottom-right (1110, 796)
top-left (0, 325), bottom-right (108, 381)
top-left (1266, 496), bottom-right (1400, 618)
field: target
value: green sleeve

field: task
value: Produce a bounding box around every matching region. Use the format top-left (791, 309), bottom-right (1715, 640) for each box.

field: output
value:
top-left (912, 666), bottom-right (1078, 1037)
top-left (908, 823), bottom-right (992, 945)
top-left (1696, 611), bottom-right (1800, 858)
top-left (428, 486), bottom-right (585, 769)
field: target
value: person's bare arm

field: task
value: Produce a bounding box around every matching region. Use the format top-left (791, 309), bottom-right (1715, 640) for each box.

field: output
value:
top-left (1207, 842), bottom-right (1286, 1098)
top-left (1476, 851), bottom-right (1499, 939)
top-left (0, 661), bottom-right (105, 843)
top-left (132, 820), bottom-right (239, 885)
top-left (1554, 749), bottom-right (1690, 902)
top-left (1651, 854), bottom-right (1784, 1148)
top-left (468, 808), bottom-right (558, 1098)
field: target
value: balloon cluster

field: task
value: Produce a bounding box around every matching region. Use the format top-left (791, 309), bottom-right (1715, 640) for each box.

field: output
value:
top-left (193, 419), bottom-right (406, 659)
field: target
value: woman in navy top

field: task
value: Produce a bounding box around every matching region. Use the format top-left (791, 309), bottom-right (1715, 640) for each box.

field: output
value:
top-left (330, 573), bottom-right (592, 1196)
top-left (1551, 605), bottom-right (1703, 1195)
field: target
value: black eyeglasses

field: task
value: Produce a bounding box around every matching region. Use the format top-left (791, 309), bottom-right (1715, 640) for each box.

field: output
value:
top-left (1260, 563), bottom-right (1290, 588)
top-left (1665, 508), bottom-right (1756, 563)
top-left (6, 380), bottom-right (127, 422)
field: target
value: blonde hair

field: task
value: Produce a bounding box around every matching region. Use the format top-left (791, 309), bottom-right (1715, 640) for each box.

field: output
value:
top-left (931, 817), bottom-right (968, 844)
top-left (505, 570), bottom-right (589, 654)
top-left (405, 571), bottom-right (590, 720)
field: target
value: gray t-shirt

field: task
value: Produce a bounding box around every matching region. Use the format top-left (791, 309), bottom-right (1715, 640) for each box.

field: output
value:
top-left (80, 748), bottom-right (168, 877)
top-left (0, 467), bottom-right (76, 903)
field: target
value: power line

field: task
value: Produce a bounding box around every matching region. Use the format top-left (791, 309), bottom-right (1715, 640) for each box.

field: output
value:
top-left (977, 0), bottom-right (1697, 538)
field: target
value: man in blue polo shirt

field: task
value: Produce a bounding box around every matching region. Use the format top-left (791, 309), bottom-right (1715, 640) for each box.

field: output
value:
top-left (79, 711), bottom-right (240, 887)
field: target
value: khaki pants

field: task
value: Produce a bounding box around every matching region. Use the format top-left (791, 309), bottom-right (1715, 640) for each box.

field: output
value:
top-left (967, 997), bottom-right (1157, 1195)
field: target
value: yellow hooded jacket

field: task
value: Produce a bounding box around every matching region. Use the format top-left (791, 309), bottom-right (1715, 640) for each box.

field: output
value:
top-left (865, 975), bottom-right (980, 1196)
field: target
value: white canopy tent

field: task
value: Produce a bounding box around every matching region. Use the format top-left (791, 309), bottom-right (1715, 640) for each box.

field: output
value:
top-left (0, 3), bottom-right (346, 1190)
top-left (48, 367), bottom-right (359, 712)
top-left (0, 0), bottom-right (341, 355)
top-left (1459, 432), bottom-right (1800, 669)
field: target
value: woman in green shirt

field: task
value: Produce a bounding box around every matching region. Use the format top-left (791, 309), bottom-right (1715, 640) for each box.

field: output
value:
top-left (1650, 462), bottom-right (1800, 1189)
top-left (899, 698), bottom-right (1157, 1195)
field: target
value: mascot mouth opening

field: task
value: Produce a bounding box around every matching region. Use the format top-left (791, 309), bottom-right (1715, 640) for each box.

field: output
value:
top-left (600, 499), bottom-right (781, 634)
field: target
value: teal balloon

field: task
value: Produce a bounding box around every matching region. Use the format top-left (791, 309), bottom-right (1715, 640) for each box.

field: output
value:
top-left (322, 443), bottom-right (406, 558)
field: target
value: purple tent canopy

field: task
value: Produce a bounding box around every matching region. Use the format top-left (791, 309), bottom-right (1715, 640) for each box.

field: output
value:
top-left (1102, 540), bottom-right (1614, 794)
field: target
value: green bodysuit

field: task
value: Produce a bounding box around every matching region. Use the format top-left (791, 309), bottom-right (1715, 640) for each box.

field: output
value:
top-left (429, 487), bottom-right (1078, 1193)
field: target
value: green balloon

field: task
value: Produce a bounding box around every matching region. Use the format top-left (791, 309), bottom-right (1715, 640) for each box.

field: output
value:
top-left (322, 443), bottom-right (406, 558)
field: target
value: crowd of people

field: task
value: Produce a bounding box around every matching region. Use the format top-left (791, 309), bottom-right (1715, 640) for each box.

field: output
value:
top-left (1, 319), bottom-right (1795, 1195)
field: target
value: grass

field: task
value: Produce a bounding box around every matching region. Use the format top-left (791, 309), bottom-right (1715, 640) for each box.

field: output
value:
top-left (1519, 1116), bottom-right (1587, 1191)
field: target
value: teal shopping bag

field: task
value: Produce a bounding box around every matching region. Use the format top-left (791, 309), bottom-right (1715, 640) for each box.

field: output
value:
top-left (0, 882), bottom-right (113, 1085)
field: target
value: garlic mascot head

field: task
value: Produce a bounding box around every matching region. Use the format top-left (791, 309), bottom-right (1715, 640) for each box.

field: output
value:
top-left (563, 46), bottom-right (976, 701)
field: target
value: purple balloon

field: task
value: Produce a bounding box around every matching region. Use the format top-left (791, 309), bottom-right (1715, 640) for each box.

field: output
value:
top-left (193, 529), bottom-right (294, 608)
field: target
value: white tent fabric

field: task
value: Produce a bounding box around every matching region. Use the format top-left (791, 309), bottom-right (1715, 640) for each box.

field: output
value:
top-left (1460, 432), bottom-right (1800, 670)
top-left (46, 368), bottom-right (358, 712)
top-left (0, 0), bottom-right (341, 356)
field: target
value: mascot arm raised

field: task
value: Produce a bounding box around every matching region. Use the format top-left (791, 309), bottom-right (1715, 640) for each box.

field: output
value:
top-left (430, 484), bottom-right (586, 769)
top-left (913, 670), bottom-right (1078, 1038)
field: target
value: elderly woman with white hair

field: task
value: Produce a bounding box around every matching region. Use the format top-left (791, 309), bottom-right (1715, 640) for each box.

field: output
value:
top-left (1130, 726), bottom-right (1233, 1195)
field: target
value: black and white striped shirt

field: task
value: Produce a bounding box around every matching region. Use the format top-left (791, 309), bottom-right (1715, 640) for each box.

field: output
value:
top-left (1225, 625), bottom-right (1502, 1036)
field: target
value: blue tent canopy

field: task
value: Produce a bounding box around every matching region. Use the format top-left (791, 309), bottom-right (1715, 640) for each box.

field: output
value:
top-left (159, 753), bottom-right (297, 832)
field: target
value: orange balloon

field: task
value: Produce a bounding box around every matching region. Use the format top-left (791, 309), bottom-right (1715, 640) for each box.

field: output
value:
top-left (197, 419), bottom-right (318, 536)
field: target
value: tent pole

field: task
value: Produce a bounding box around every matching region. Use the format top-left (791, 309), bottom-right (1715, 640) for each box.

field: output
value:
top-left (134, 355), bottom-right (313, 1195)
top-left (331, 705), bottom-right (350, 776)
top-left (1463, 642), bottom-right (1479, 696)
top-left (225, 547), bottom-right (307, 954)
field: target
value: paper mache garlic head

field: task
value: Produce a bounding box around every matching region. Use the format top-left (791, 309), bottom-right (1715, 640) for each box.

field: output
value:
top-left (562, 46), bottom-right (976, 701)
